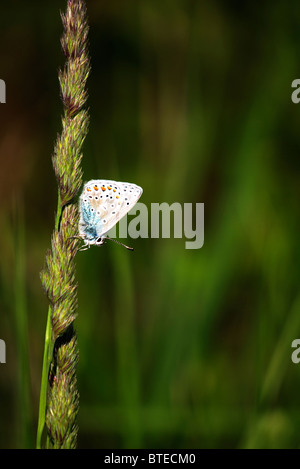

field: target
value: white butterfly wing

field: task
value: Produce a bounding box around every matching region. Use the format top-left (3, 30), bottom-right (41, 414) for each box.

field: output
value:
top-left (79, 179), bottom-right (143, 240)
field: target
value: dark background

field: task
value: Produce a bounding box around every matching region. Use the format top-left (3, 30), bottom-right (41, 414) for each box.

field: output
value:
top-left (1, 0), bottom-right (300, 448)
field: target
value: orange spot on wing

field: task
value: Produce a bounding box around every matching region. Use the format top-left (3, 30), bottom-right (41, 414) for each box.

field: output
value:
top-left (116, 195), bottom-right (119, 199)
top-left (101, 186), bottom-right (106, 191)
top-left (94, 186), bottom-right (99, 191)
top-left (108, 186), bottom-right (112, 190)
top-left (86, 188), bottom-right (91, 192)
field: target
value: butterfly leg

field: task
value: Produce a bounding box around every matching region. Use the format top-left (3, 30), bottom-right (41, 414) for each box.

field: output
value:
top-left (78, 242), bottom-right (90, 251)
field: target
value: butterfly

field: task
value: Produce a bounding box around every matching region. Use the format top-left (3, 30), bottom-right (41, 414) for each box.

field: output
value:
top-left (78, 179), bottom-right (143, 250)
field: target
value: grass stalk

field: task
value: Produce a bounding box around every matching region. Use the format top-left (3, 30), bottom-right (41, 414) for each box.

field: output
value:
top-left (36, 306), bottom-right (54, 448)
top-left (36, 0), bottom-right (90, 449)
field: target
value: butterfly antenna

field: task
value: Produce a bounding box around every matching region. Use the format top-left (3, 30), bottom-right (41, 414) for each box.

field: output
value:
top-left (105, 236), bottom-right (134, 251)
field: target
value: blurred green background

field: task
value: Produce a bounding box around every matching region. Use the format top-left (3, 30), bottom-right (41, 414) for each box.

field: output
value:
top-left (1, 0), bottom-right (300, 449)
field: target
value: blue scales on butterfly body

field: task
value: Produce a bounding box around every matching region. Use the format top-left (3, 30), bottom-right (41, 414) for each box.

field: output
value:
top-left (79, 201), bottom-right (103, 243)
